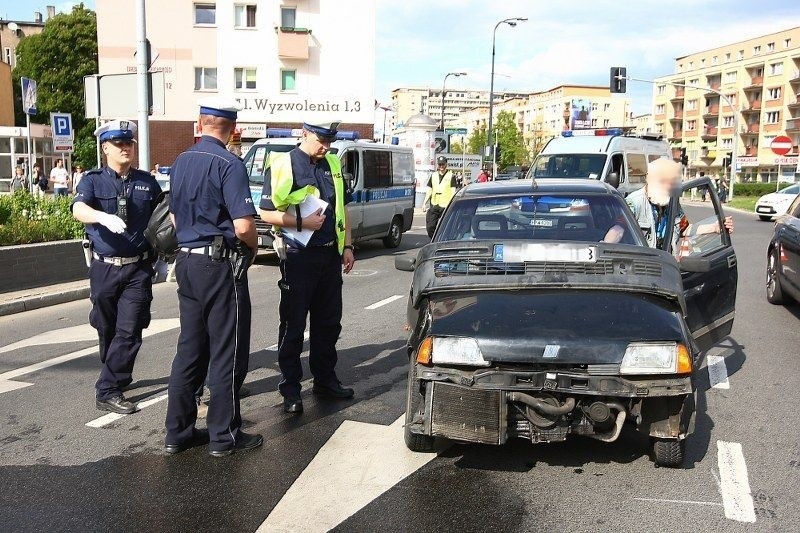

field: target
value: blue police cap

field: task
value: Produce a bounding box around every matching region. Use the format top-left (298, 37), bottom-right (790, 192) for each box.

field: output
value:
top-left (303, 120), bottom-right (341, 141)
top-left (94, 120), bottom-right (138, 143)
top-left (199, 97), bottom-right (242, 120)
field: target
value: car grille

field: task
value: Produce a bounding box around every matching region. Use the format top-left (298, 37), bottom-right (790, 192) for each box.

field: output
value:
top-left (433, 258), bottom-right (663, 278)
top-left (430, 383), bottom-right (502, 445)
top-left (254, 215), bottom-right (272, 236)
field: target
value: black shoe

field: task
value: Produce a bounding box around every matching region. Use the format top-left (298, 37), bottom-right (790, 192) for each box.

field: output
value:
top-left (283, 396), bottom-right (304, 413)
top-left (164, 429), bottom-right (209, 455)
top-left (312, 381), bottom-right (355, 399)
top-left (209, 432), bottom-right (263, 458)
top-left (96, 395), bottom-right (137, 415)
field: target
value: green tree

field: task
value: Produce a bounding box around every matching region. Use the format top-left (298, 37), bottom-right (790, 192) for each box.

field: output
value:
top-left (449, 140), bottom-right (464, 154)
top-left (13, 4), bottom-right (98, 167)
top-left (466, 124), bottom-right (487, 155)
top-left (493, 111), bottom-right (528, 170)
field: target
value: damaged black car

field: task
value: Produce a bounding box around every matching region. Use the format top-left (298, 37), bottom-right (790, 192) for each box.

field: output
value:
top-left (397, 177), bottom-right (736, 467)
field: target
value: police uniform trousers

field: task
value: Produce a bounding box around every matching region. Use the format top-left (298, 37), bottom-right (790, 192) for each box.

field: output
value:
top-left (277, 246), bottom-right (343, 398)
top-left (426, 205), bottom-right (445, 238)
top-left (165, 252), bottom-right (251, 451)
top-left (89, 259), bottom-right (153, 401)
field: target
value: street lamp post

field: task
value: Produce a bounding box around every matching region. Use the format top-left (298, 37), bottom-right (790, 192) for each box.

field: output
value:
top-left (487, 17), bottom-right (526, 172)
top-left (440, 71), bottom-right (467, 132)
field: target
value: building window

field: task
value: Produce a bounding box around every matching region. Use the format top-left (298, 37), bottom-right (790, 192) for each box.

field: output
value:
top-left (725, 52), bottom-right (731, 62)
top-left (753, 45), bottom-right (761, 55)
top-left (3, 47), bottom-right (12, 66)
top-left (234, 67), bottom-right (257, 90)
top-left (768, 87), bottom-right (781, 100)
top-left (767, 42), bottom-right (775, 52)
top-left (687, 99), bottom-right (697, 111)
top-left (723, 116), bottom-right (734, 127)
top-left (280, 69), bottom-right (296, 92)
top-left (765, 111), bottom-right (780, 124)
top-left (769, 62), bottom-right (783, 75)
top-left (785, 38), bottom-right (792, 48)
top-left (657, 84), bottom-right (666, 95)
top-left (701, 58), bottom-right (706, 66)
top-left (604, 103), bottom-right (611, 111)
top-left (281, 7), bottom-right (296, 28)
top-left (603, 118), bottom-right (610, 127)
top-left (724, 71), bottom-right (737, 83)
top-left (591, 102), bottom-right (598, 111)
top-left (725, 93), bottom-right (737, 106)
top-left (591, 118), bottom-right (597, 127)
top-left (234, 4), bottom-right (257, 28)
top-left (712, 56), bottom-right (717, 65)
top-left (738, 49), bottom-right (744, 60)
top-left (655, 104), bottom-right (665, 115)
top-left (687, 120), bottom-right (697, 131)
top-left (689, 61), bottom-right (693, 68)
top-left (194, 67), bottom-right (217, 90)
top-left (689, 78), bottom-right (699, 86)
top-left (194, 3), bottom-right (216, 25)
top-left (721, 138), bottom-right (733, 149)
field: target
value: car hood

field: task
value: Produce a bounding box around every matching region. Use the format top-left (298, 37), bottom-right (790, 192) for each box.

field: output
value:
top-left (758, 192), bottom-right (795, 205)
top-left (427, 290), bottom-right (685, 365)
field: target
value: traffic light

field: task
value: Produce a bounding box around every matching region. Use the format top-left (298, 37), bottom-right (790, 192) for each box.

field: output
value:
top-left (494, 144), bottom-right (501, 162)
top-left (610, 67), bottom-right (627, 94)
top-left (680, 147), bottom-right (688, 166)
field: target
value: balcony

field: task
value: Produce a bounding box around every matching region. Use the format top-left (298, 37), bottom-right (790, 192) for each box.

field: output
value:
top-left (708, 82), bottom-right (721, 91)
top-left (668, 130), bottom-right (683, 141)
top-left (671, 147), bottom-right (683, 159)
top-left (700, 145), bottom-right (717, 159)
top-left (787, 119), bottom-right (800, 132)
top-left (744, 146), bottom-right (758, 156)
top-left (701, 127), bottom-right (718, 140)
top-left (790, 70), bottom-right (800, 84)
top-left (743, 77), bottom-right (763, 92)
top-left (277, 27), bottom-right (311, 59)
top-left (669, 90), bottom-right (684, 103)
top-left (669, 113), bottom-right (683, 121)
top-left (741, 123), bottom-right (760, 135)
top-left (702, 105), bottom-right (719, 117)
top-left (787, 94), bottom-right (800, 111)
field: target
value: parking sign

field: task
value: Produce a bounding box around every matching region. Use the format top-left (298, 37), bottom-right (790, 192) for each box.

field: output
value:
top-left (50, 112), bottom-right (74, 153)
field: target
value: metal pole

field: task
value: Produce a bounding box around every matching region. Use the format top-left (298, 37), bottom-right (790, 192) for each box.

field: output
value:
top-left (26, 113), bottom-right (33, 193)
top-left (777, 164), bottom-right (781, 192)
top-left (487, 23), bottom-right (499, 165)
top-left (135, 0), bottom-right (150, 171)
top-left (441, 74), bottom-right (448, 132)
top-left (382, 108), bottom-right (387, 143)
top-left (95, 75), bottom-right (102, 168)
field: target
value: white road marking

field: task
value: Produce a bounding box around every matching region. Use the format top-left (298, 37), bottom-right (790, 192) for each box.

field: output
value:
top-left (633, 497), bottom-right (723, 507)
top-left (364, 294), bottom-right (404, 310)
top-left (354, 347), bottom-right (402, 368)
top-left (717, 441), bottom-right (757, 523)
top-left (707, 354), bottom-right (730, 389)
top-left (86, 393), bottom-right (169, 428)
top-left (0, 380), bottom-right (33, 394)
top-left (258, 415), bottom-right (439, 533)
top-left (266, 331), bottom-right (309, 351)
top-left (0, 324), bottom-right (98, 355)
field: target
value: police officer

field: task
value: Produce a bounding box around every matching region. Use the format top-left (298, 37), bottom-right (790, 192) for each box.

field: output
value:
top-left (424, 155), bottom-right (457, 238)
top-left (71, 120), bottom-right (161, 414)
top-left (164, 99), bottom-right (262, 457)
top-left (260, 120), bottom-right (355, 414)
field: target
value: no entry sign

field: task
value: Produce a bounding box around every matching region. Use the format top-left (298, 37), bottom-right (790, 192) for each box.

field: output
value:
top-left (770, 135), bottom-right (793, 156)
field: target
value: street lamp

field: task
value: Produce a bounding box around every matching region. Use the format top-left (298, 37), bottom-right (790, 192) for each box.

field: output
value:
top-left (440, 71), bottom-right (467, 131)
top-left (487, 17), bottom-right (526, 170)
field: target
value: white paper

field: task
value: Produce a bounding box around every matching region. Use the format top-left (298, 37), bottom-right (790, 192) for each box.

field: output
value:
top-left (281, 195), bottom-right (330, 247)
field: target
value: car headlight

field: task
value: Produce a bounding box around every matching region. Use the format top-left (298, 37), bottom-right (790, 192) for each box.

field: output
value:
top-left (620, 342), bottom-right (691, 375)
top-left (418, 336), bottom-right (490, 367)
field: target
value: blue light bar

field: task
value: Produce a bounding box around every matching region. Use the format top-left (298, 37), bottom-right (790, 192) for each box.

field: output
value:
top-left (561, 128), bottom-right (625, 138)
top-left (266, 128), bottom-right (295, 138)
top-left (335, 130), bottom-right (359, 141)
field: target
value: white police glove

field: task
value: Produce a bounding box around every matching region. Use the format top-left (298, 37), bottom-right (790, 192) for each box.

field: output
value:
top-left (96, 212), bottom-right (127, 234)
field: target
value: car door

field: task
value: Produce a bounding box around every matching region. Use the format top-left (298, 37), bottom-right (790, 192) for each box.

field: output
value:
top-left (361, 149), bottom-right (393, 237)
top-left (663, 176), bottom-right (738, 352)
top-left (340, 149), bottom-right (364, 240)
top-left (780, 196), bottom-right (800, 295)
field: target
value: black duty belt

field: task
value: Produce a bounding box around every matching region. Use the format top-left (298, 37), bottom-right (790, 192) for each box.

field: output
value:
top-left (180, 246), bottom-right (232, 259)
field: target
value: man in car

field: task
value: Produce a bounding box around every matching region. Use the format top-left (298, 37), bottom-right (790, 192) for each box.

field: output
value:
top-left (626, 158), bottom-right (733, 251)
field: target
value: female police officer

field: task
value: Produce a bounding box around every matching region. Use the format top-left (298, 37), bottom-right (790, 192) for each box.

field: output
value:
top-left (260, 120), bottom-right (355, 414)
top-left (72, 120), bottom-right (161, 415)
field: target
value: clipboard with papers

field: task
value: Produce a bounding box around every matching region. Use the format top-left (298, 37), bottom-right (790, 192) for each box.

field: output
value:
top-left (280, 195), bottom-right (329, 247)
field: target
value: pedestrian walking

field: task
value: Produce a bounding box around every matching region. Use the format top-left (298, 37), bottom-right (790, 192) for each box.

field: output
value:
top-left (259, 119), bottom-right (356, 414)
top-left (719, 180), bottom-right (729, 203)
top-left (50, 159), bottom-right (70, 197)
top-left (10, 166), bottom-right (26, 192)
top-left (699, 172), bottom-right (707, 202)
top-left (72, 164), bottom-right (85, 194)
top-left (71, 120), bottom-right (162, 415)
top-left (164, 99), bottom-right (262, 457)
top-left (424, 155), bottom-right (457, 238)
top-left (33, 163), bottom-right (47, 197)
top-left (476, 166), bottom-right (490, 183)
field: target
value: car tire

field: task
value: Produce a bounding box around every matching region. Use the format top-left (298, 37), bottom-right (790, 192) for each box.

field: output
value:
top-left (383, 216), bottom-right (403, 249)
top-left (758, 215), bottom-right (772, 221)
top-left (766, 247), bottom-right (785, 305)
top-left (652, 438), bottom-right (685, 468)
top-left (404, 357), bottom-right (435, 453)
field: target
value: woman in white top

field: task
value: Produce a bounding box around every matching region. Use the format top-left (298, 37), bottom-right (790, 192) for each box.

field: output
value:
top-left (72, 164), bottom-right (85, 193)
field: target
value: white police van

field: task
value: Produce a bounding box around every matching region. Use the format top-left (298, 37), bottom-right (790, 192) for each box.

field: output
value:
top-left (527, 128), bottom-right (671, 196)
top-left (242, 129), bottom-right (415, 250)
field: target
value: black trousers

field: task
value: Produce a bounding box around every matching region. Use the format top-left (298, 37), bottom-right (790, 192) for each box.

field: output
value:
top-left (277, 246), bottom-right (343, 398)
top-left (89, 260), bottom-right (153, 401)
top-left (165, 252), bottom-right (251, 451)
top-left (426, 205), bottom-right (445, 238)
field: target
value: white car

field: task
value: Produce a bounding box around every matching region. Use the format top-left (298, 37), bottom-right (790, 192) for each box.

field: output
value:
top-left (755, 183), bottom-right (800, 221)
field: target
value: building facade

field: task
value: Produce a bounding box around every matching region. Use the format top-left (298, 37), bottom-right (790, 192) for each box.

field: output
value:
top-left (632, 113), bottom-right (654, 135)
top-left (96, 0), bottom-right (375, 165)
top-left (652, 27), bottom-right (800, 183)
top-left (0, 7), bottom-right (48, 70)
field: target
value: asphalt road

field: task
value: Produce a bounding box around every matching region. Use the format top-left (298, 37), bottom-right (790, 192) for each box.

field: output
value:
top-left (0, 208), bottom-right (798, 533)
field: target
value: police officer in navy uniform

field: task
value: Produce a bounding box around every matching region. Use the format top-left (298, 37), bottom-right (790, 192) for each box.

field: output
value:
top-left (164, 99), bottom-right (262, 457)
top-left (72, 120), bottom-right (161, 414)
top-left (260, 120), bottom-right (356, 414)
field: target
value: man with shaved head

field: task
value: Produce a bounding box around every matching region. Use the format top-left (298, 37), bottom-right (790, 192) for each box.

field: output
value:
top-left (626, 158), bottom-right (733, 251)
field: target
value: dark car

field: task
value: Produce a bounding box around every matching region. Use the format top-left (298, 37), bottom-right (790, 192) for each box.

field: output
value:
top-left (396, 177), bottom-right (737, 467)
top-left (767, 192), bottom-right (800, 305)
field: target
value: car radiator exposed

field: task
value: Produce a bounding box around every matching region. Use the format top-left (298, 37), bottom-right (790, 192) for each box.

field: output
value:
top-left (433, 258), bottom-right (663, 277)
top-left (430, 383), bottom-right (503, 445)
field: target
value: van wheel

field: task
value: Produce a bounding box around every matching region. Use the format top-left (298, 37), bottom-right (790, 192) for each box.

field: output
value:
top-left (758, 215), bottom-right (772, 221)
top-left (651, 438), bottom-right (685, 468)
top-left (766, 247), bottom-right (785, 305)
top-left (383, 216), bottom-right (403, 248)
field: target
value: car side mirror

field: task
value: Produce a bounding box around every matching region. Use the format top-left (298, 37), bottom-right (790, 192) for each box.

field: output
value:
top-left (679, 255), bottom-right (712, 273)
top-left (395, 255), bottom-right (416, 271)
top-left (606, 172), bottom-right (620, 189)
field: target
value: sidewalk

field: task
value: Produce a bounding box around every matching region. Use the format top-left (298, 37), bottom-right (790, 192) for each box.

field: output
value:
top-left (0, 279), bottom-right (90, 317)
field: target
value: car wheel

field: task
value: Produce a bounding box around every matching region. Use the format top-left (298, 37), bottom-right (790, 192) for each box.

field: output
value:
top-left (404, 357), bottom-right (435, 452)
top-left (652, 438), bottom-right (685, 468)
top-left (383, 216), bottom-right (403, 248)
top-left (758, 215), bottom-right (772, 221)
top-left (766, 247), bottom-right (785, 305)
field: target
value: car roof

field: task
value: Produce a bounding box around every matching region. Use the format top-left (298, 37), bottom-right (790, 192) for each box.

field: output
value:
top-left (459, 178), bottom-right (619, 197)
top-left (541, 135), bottom-right (669, 155)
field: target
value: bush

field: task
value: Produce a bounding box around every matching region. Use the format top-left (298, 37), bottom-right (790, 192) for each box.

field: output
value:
top-left (0, 190), bottom-right (85, 246)
top-left (730, 182), bottom-right (794, 197)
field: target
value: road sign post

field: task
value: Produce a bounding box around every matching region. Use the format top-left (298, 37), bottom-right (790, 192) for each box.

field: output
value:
top-left (771, 135), bottom-right (793, 191)
top-left (21, 77), bottom-right (37, 192)
top-left (50, 112), bottom-right (74, 154)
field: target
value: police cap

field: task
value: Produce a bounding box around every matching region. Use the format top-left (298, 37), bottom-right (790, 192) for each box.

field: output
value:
top-left (94, 120), bottom-right (138, 143)
top-left (199, 97), bottom-right (242, 120)
top-left (303, 120), bottom-right (341, 141)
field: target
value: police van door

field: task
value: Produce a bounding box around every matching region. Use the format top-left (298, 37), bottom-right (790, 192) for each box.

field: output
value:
top-left (340, 149), bottom-right (364, 240)
top-left (361, 149), bottom-right (393, 238)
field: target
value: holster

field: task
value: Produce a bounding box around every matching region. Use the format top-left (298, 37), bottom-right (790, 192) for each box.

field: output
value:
top-left (272, 230), bottom-right (287, 261)
top-left (82, 235), bottom-right (93, 268)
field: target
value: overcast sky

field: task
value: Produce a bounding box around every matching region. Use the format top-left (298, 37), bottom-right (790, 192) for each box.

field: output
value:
top-left (3, 0), bottom-right (800, 115)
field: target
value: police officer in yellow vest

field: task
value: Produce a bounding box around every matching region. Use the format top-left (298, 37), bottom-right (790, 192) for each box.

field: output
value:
top-left (424, 155), bottom-right (457, 238)
top-left (260, 120), bottom-right (355, 414)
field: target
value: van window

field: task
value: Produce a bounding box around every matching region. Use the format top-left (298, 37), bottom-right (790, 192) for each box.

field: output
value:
top-left (243, 144), bottom-right (294, 185)
top-left (341, 150), bottom-right (360, 190)
top-left (363, 150), bottom-right (392, 188)
top-left (626, 153), bottom-right (648, 184)
top-left (532, 154), bottom-right (606, 179)
top-left (392, 151), bottom-right (414, 185)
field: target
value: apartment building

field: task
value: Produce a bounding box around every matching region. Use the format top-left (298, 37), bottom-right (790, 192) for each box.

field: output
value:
top-left (652, 27), bottom-right (800, 182)
top-left (632, 114), bottom-right (654, 135)
top-left (0, 7), bottom-right (49, 69)
top-left (96, 0), bottom-right (375, 165)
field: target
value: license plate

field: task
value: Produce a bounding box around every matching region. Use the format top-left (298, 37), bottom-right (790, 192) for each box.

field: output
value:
top-left (531, 218), bottom-right (554, 227)
top-left (756, 206), bottom-right (772, 213)
top-left (504, 243), bottom-right (598, 263)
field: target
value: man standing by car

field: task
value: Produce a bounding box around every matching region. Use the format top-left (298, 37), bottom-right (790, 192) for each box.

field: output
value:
top-left (424, 155), bottom-right (457, 238)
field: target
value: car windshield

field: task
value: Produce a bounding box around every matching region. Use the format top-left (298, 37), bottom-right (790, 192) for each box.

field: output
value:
top-left (531, 154), bottom-right (607, 179)
top-left (779, 184), bottom-right (800, 194)
top-left (438, 193), bottom-right (642, 245)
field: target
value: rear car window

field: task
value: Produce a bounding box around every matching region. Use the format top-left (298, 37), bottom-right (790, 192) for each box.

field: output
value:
top-left (438, 194), bottom-right (642, 245)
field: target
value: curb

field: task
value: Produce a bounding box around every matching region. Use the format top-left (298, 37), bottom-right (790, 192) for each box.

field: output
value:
top-left (0, 286), bottom-right (90, 317)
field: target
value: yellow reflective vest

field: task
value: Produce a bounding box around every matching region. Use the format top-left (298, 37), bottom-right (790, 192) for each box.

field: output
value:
top-left (269, 152), bottom-right (347, 254)
top-left (425, 170), bottom-right (455, 208)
